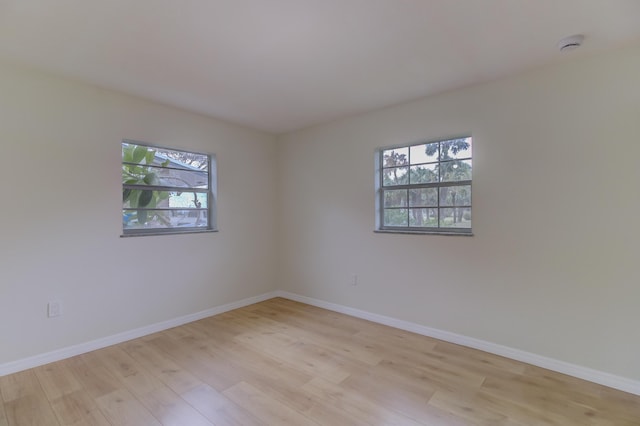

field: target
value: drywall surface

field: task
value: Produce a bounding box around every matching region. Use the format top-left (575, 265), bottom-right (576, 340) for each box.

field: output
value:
top-left (0, 62), bottom-right (278, 365)
top-left (277, 44), bottom-right (640, 380)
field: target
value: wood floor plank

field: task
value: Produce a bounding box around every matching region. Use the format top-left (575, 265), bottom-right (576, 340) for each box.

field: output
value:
top-left (251, 300), bottom-right (361, 339)
top-left (207, 338), bottom-right (312, 387)
top-left (353, 329), bottom-right (439, 356)
top-left (121, 339), bottom-right (204, 395)
top-left (34, 361), bottom-right (83, 401)
top-left (264, 297), bottom-right (404, 338)
top-left (197, 340), bottom-right (317, 413)
top-left (101, 342), bottom-right (215, 426)
top-left (65, 355), bottom-right (122, 400)
top-left (148, 333), bottom-right (246, 392)
top-left (2, 297), bottom-right (640, 425)
top-left (180, 383), bottom-right (264, 426)
top-left (375, 357), bottom-right (486, 394)
top-left (233, 330), bottom-right (352, 383)
top-left (445, 386), bottom-right (573, 426)
top-left (64, 410), bottom-right (111, 426)
top-left (188, 314), bottom-right (253, 341)
top-left (433, 341), bottom-right (527, 375)
top-left (0, 398), bottom-right (8, 426)
top-left (302, 376), bottom-right (426, 425)
top-left (428, 388), bottom-right (515, 426)
top-left (93, 346), bottom-right (165, 397)
top-left (4, 394), bottom-right (61, 426)
top-left (157, 323), bottom-right (320, 415)
top-left (381, 346), bottom-right (490, 390)
top-left (481, 370), bottom-right (640, 426)
top-left (598, 389), bottom-right (640, 423)
top-left (49, 390), bottom-right (111, 426)
top-left (94, 388), bottom-right (161, 426)
top-left (301, 400), bottom-right (371, 426)
top-left (0, 369), bottom-right (60, 426)
top-left (0, 370), bottom-right (43, 403)
top-left (340, 366), bottom-right (460, 424)
top-left (234, 308), bottom-right (385, 366)
top-left (136, 386), bottom-right (214, 426)
top-left (159, 324), bottom-right (318, 410)
top-left (223, 381), bottom-right (320, 426)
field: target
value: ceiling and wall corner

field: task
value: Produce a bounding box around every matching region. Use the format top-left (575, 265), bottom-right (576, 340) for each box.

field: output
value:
top-left (0, 0), bottom-right (639, 133)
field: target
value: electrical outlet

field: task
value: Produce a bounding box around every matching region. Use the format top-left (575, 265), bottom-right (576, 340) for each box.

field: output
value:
top-left (351, 274), bottom-right (358, 286)
top-left (48, 301), bottom-right (61, 318)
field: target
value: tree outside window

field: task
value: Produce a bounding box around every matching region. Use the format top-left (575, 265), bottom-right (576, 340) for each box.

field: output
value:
top-left (378, 137), bottom-right (472, 234)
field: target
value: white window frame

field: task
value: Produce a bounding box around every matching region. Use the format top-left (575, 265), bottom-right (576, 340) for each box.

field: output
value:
top-left (375, 136), bottom-right (472, 235)
top-left (121, 140), bottom-right (217, 237)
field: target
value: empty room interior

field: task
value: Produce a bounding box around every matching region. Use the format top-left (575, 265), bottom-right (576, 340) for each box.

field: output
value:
top-left (1, 1), bottom-right (640, 424)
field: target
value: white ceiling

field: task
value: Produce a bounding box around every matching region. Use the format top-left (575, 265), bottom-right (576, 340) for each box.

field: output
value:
top-left (1, 0), bottom-right (639, 134)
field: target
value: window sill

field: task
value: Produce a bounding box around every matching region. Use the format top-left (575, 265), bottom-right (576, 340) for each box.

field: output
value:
top-left (121, 229), bottom-right (218, 238)
top-left (374, 229), bottom-right (473, 236)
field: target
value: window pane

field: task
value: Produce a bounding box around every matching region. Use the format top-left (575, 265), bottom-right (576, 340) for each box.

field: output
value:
top-left (382, 166), bottom-right (409, 186)
top-left (123, 164), bottom-right (208, 189)
top-left (377, 136), bottom-right (471, 234)
top-left (123, 190), bottom-right (208, 209)
top-left (122, 141), bottom-right (214, 236)
top-left (384, 189), bottom-right (407, 208)
top-left (123, 189), bottom-right (168, 209)
top-left (409, 188), bottom-right (437, 207)
top-left (123, 209), bottom-right (208, 230)
top-left (409, 164), bottom-right (438, 184)
top-left (382, 148), bottom-right (409, 166)
top-left (155, 149), bottom-right (209, 171)
top-left (409, 208), bottom-right (438, 227)
top-left (440, 208), bottom-right (471, 228)
top-left (410, 143), bottom-right (438, 164)
top-left (384, 209), bottom-right (408, 227)
top-left (439, 185), bottom-right (471, 206)
top-left (122, 143), bottom-right (209, 189)
top-left (168, 191), bottom-right (208, 208)
top-left (122, 164), bottom-right (209, 188)
top-left (439, 160), bottom-right (472, 182)
top-left (123, 143), bottom-right (208, 171)
top-left (440, 138), bottom-right (472, 160)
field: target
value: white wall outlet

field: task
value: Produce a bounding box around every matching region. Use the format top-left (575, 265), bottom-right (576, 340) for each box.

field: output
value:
top-left (48, 301), bottom-right (62, 318)
top-left (351, 274), bottom-right (358, 286)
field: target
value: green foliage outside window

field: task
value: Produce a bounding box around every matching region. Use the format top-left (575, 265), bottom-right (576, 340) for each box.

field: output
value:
top-left (122, 144), bottom-right (170, 227)
top-left (379, 137), bottom-right (472, 232)
top-left (121, 141), bottom-right (213, 235)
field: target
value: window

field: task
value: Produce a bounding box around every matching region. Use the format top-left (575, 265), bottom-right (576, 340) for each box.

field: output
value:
top-left (376, 136), bottom-right (472, 234)
top-left (121, 140), bottom-right (216, 236)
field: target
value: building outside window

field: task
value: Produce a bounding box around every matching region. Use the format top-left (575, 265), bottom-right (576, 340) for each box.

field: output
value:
top-left (121, 140), bottom-right (216, 236)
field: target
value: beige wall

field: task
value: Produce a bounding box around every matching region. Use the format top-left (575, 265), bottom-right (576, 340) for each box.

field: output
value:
top-left (0, 62), bottom-right (278, 365)
top-left (277, 44), bottom-right (640, 380)
top-left (2, 43), bottom-right (639, 383)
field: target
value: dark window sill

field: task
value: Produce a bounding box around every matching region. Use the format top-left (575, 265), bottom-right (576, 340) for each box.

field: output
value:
top-left (374, 229), bottom-right (473, 236)
top-left (121, 229), bottom-right (218, 238)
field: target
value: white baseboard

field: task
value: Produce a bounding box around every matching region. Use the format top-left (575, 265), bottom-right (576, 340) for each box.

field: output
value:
top-left (275, 290), bottom-right (640, 396)
top-left (3, 289), bottom-right (639, 397)
top-left (0, 291), bottom-right (278, 377)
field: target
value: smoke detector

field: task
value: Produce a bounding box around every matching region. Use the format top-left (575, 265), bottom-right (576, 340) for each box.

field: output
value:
top-left (558, 34), bottom-right (585, 52)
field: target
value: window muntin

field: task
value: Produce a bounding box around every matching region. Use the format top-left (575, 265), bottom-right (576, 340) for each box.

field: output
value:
top-left (121, 141), bottom-right (216, 236)
top-left (378, 137), bottom-right (472, 234)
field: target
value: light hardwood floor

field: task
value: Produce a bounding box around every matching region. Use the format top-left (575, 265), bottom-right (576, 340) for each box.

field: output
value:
top-left (1, 297), bottom-right (639, 425)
